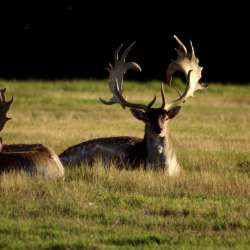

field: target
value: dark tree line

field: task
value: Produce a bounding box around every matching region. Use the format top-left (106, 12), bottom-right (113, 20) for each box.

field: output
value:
top-left (0, 1), bottom-right (249, 83)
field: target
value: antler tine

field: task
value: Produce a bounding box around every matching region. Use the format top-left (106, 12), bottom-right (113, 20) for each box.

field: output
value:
top-left (114, 44), bottom-right (123, 63)
top-left (0, 88), bottom-right (6, 101)
top-left (189, 40), bottom-right (195, 58)
top-left (147, 95), bottom-right (157, 108)
top-left (190, 40), bottom-right (201, 65)
top-left (99, 97), bottom-right (116, 105)
top-left (0, 88), bottom-right (13, 151)
top-left (0, 88), bottom-right (13, 132)
top-left (120, 41), bottom-right (136, 62)
top-left (160, 83), bottom-right (166, 109)
top-left (174, 34), bottom-right (187, 55)
top-left (164, 35), bottom-right (206, 111)
top-left (163, 70), bottom-right (191, 110)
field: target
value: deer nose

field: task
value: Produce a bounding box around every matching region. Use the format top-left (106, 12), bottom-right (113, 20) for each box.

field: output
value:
top-left (153, 126), bottom-right (162, 135)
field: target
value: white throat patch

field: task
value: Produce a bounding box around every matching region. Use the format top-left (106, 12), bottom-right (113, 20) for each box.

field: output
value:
top-left (157, 145), bottom-right (164, 154)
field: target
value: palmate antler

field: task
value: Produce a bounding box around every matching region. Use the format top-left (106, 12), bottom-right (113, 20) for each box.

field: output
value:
top-left (99, 42), bottom-right (156, 110)
top-left (163, 35), bottom-right (207, 110)
top-left (99, 42), bottom-right (143, 107)
top-left (0, 88), bottom-right (13, 151)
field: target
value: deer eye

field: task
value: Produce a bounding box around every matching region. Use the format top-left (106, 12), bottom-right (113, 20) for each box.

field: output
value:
top-left (160, 114), bottom-right (168, 121)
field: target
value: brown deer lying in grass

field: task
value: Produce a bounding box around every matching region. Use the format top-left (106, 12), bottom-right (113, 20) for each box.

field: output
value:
top-left (0, 89), bottom-right (64, 179)
top-left (60, 36), bottom-right (206, 175)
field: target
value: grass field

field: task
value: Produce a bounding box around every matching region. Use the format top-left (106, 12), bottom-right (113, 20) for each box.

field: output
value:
top-left (0, 79), bottom-right (250, 249)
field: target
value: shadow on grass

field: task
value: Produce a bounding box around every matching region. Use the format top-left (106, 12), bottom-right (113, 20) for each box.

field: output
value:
top-left (237, 161), bottom-right (250, 175)
top-left (106, 235), bottom-right (168, 246)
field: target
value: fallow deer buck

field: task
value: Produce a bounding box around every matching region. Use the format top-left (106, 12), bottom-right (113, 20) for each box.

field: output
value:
top-left (0, 88), bottom-right (65, 179)
top-left (60, 35), bottom-right (206, 175)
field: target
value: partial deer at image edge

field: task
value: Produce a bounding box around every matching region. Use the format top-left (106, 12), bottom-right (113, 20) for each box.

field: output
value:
top-left (0, 89), bottom-right (65, 179)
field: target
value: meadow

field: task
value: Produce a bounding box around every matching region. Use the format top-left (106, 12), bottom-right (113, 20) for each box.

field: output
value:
top-left (0, 79), bottom-right (250, 249)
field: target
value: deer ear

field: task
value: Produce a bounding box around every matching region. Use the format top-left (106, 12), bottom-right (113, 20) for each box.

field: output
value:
top-left (130, 108), bottom-right (147, 122)
top-left (167, 106), bottom-right (181, 119)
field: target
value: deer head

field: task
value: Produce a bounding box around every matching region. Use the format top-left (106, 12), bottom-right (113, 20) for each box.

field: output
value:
top-left (100, 35), bottom-right (206, 136)
top-left (0, 88), bottom-right (13, 151)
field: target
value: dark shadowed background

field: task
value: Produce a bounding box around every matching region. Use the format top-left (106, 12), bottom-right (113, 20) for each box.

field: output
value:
top-left (0, 1), bottom-right (249, 83)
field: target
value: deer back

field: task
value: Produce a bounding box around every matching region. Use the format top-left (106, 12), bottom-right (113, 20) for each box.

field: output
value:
top-left (0, 144), bottom-right (65, 179)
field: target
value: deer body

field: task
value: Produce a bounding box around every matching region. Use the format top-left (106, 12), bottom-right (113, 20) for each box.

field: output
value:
top-left (60, 136), bottom-right (143, 168)
top-left (60, 35), bottom-right (206, 175)
top-left (0, 89), bottom-right (65, 179)
top-left (0, 144), bottom-right (65, 179)
top-left (60, 109), bottom-right (181, 176)
top-left (60, 135), bottom-right (180, 175)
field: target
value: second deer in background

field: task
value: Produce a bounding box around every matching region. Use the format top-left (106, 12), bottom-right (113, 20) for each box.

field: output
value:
top-left (0, 89), bottom-right (65, 179)
top-left (60, 35), bottom-right (207, 176)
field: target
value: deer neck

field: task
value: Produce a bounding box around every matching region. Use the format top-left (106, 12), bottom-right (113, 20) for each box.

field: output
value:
top-left (144, 123), bottom-right (180, 176)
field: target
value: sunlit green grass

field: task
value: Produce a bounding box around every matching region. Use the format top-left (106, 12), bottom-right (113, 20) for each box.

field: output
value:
top-left (0, 79), bottom-right (250, 249)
